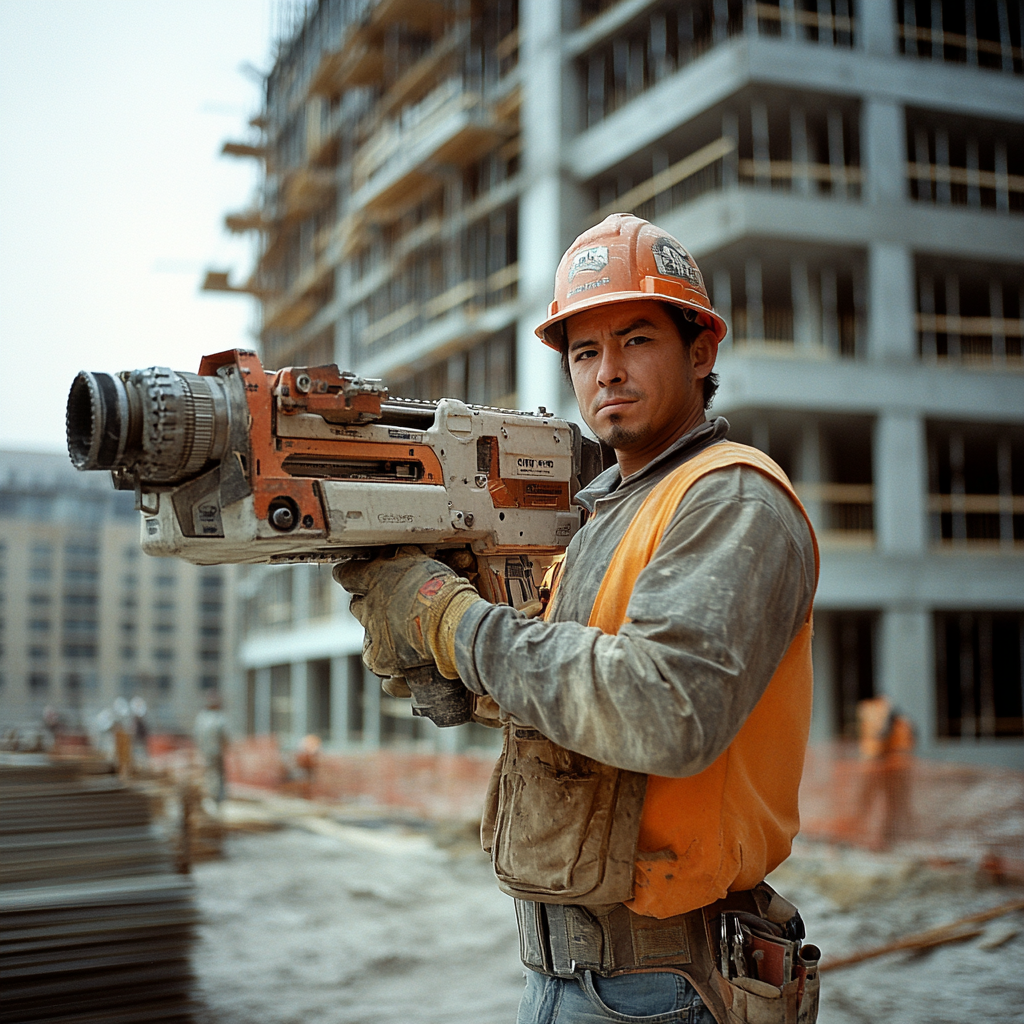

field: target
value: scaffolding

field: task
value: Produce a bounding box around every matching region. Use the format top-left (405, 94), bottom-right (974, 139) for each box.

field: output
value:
top-left (216, 0), bottom-right (520, 387)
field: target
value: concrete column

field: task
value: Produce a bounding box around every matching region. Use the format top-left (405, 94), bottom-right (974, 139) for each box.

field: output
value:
top-left (652, 149), bottom-right (670, 217)
top-left (744, 0), bottom-right (759, 37)
top-left (779, 0), bottom-right (796, 40)
top-left (799, 418), bottom-right (824, 533)
top-left (919, 271), bottom-right (936, 359)
top-left (827, 108), bottom-right (847, 200)
top-left (517, 0), bottom-right (588, 419)
top-left (930, 0), bottom-right (944, 61)
top-left (877, 609), bottom-right (934, 749)
top-left (329, 655), bottom-right (349, 748)
top-left (990, 279), bottom-right (1007, 363)
top-left (722, 112), bottom-right (739, 187)
top-left (995, 141), bottom-right (1010, 211)
top-left (713, 0), bottom-right (730, 43)
top-left (790, 107), bottom-right (810, 196)
top-left (291, 659), bottom-right (310, 745)
top-left (965, 0), bottom-right (978, 65)
top-left (791, 258), bottom-right (813, 350)
top-left (966, 137), bottom-right (981, 208)
top-left (934, 129), bottom-right (951, 205)
top-left (945, 273), bottom-right (961, 359)
top-left (997, 0), bottom-right (1013, 71)
top-left (751, 103), bottom-right (771, 187)
top-left (859, 0), bottom-right (897, 55)
top-left (254, 666), bottom-right (271, 735)
top-left (335, 282), bottom-right (354, 371)
top-left (752, 418), bottom-right (770, 456)
top-left (810, 613), bottom-right (836, 742)
top-left (862, 98), bottom-right (905, 206)
top-left (362, 666), bottom-right (381, 750)
top-left (712, 268), bottom-right (733, 348)
top-left (866, 243), bottom-right (915, 362)
top-left (292, 566), bottom-right (310, 626)
top-left (745, 258), bottom-right (764, 342)
top-left (820, 267), bottom-right (839, 355)
top-left (853, 264), bottom-right (867, 358)
top-left (874, 411), bottom-right (928, 554)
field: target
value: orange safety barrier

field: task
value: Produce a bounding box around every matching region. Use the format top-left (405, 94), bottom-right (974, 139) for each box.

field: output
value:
top-left (224, 737), bottom-right (497, 821)
top-left (221, 737), bottom-right (1024, 873)
top-left (799, 741), bottom-right (1024, 870)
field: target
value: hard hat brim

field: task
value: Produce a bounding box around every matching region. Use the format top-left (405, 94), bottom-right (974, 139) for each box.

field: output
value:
top-left (534, 287), bottom-right (729, 351)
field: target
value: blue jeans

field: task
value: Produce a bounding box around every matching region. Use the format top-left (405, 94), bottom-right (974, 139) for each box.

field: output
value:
top-left (517, 969), bottom-right (717, 1024)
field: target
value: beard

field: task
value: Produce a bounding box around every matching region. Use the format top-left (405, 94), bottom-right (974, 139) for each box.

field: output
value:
top-left (590, 388), bottom-right (650, 450)
top-left (599, 420), bottom-right (653, 450)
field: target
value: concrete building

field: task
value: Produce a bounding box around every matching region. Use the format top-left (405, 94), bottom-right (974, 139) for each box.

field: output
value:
top-left (0, 451), bottom-right (237, 739)
top-left (214, 0), bottom-right (1023, 764)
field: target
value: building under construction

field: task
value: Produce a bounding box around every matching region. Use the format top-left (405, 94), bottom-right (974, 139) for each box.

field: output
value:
top-left (211, 0), bottom-right (1024, 765)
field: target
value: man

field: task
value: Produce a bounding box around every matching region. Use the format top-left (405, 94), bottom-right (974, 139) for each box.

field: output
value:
top-left (855, 697), bottom-right (916, 850)
top-left (194, 693), bottom-right (229, 807)
top-left (337, 214), bottom-right (819, 1023)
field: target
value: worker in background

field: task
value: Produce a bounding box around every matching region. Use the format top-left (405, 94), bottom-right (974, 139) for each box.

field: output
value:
top-left (856, 696), bottom-right (916, 850)
top-left (111, 697), bottom-right (134, 775)
top-left (193, 693), bottom-right (230, 808)
top-left (41, 705), bottom-right (63, 751)
top-left (295, 733), bottom-right (322, 800)
top-left (94, 707), bottom-right (117, 762)
top-left (129, 696), bottom-right (149, 767)
top-left (336, 214), bottom-right (819, 1024)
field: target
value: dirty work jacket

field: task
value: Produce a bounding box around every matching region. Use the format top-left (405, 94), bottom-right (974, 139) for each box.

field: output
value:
top-left (455, 419), bottom-right (818, 914)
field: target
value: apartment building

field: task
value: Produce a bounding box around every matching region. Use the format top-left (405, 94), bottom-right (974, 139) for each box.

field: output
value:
top-left (215, 0), bottom-right (1023, 764)
top-left (0, 451), bottom-right (236, 738)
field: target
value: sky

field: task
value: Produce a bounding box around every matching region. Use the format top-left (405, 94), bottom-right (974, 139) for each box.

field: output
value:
top-left (0, 1), bottom-right (285, 453)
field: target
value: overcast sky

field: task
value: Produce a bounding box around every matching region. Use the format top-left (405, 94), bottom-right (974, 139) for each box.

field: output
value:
top-left (0, 1), bottom-right (280, 453)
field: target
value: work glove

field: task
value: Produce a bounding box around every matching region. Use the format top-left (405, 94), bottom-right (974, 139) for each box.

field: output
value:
top-left (333, 547), bottom-right (484, 724)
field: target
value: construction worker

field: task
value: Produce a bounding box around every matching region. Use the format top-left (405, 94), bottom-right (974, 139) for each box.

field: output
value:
top-left (856, 696), bottom-right (916, 850)
top-left (194, 693), bottom-right (229, 808)
top-left (336, 214), bottom-right (819, 1023)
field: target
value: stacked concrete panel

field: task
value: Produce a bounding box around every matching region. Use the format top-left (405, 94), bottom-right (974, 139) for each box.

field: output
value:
top-left (0, 757), bottom-right (197, 1023)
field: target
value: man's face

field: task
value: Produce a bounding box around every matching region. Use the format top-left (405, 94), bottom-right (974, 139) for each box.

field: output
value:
top-left (565, 299), bottom-right (715, 476)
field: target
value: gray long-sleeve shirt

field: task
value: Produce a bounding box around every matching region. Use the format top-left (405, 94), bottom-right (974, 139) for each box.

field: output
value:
top-left (454, 417), bottom-right (816, 779)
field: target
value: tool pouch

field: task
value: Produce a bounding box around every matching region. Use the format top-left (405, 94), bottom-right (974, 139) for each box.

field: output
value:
top-left (509, 887), bottom-right (820, 1024)
top-left (482, 724), bottom-right (646, 904)
top-left (724, 975), bottom-right (813, 1024)
top-left (723, 965), bottom-right (819, 1023)
top-left (715, 907), bottom-right (820, 1024)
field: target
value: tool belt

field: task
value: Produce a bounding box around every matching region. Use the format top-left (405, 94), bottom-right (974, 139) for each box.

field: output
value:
top-left (514, 888), bottom-right (820, 1024)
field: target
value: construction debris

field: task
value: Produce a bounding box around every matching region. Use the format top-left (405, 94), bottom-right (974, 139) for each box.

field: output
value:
top-left (819, 897), bottom-right (1024, 971)
top-left (0, 754), bottom-right (198, 1023)
top-left (184, 806), bottom-right (1024, 1024)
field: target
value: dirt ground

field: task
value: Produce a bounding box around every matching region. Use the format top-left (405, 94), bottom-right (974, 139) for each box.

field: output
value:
top-left (188, 799), bottom-right (1024, 1024)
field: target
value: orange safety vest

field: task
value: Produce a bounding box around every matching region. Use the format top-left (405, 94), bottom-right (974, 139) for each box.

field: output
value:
top-left (584, 441), bottom-right (819, 918)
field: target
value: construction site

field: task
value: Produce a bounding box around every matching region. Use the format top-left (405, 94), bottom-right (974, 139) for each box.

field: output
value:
top-left (196, 0), bottom-right (1024, 771)
top-left (2, 0), bottom-right (1023, 1021)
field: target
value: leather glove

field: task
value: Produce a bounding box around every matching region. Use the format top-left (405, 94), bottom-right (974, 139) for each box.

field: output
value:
top-left (333, 547), bottom-right (483, 681)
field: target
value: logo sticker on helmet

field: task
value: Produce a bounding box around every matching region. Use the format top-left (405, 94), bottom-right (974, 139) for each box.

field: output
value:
top-left (566, 276), bottom-right (610, 299)
top-left (651, 238), bottom-right (702, 287)
top-left (567, 245), bottom-right (609, 283)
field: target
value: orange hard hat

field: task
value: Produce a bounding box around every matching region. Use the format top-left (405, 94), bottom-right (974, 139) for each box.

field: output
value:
top-left (535, 213), bottom-right (727, 350)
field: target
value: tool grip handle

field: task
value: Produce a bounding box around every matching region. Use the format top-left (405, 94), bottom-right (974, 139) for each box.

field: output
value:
top-left (404, 664), bottom-right (474, 727)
